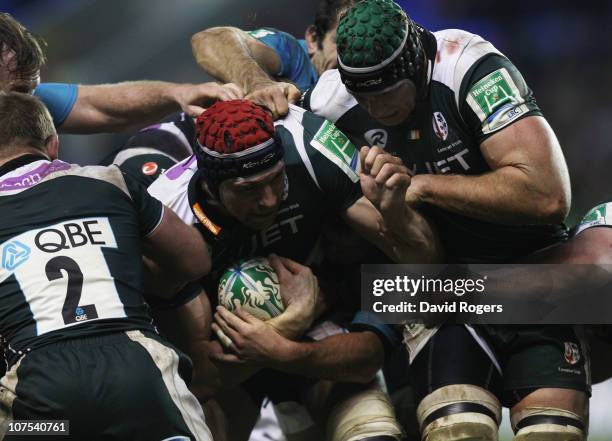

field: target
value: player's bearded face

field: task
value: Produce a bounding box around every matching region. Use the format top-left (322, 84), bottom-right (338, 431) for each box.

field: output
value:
top-left (218, 162), bottom-right (286, 230)
top-left (352, 79), bottom-right (417, 126)
top-left (314, 27), bottom-right (339, 74)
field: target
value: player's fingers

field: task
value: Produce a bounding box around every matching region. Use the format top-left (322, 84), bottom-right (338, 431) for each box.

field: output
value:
top-left (363, 146), bottom-right (386, 174)
top-left (271, 90), bottom-right (289, 119)
top-left (212, 323), bottom-right (235, 350)
top-left (375, 163), bottom-right (409, 185)
top-left (216, 306), bottom-right (249, 331)
top-left (277, 255), bottom-right (308, 275)
top-left (285, 84), bottom-right (301, 104)
top-left (208, 343), bottom-right (245, 364)
top-left (268, 253), bottom-right (290, 279)
top-left (185, 104), bottom-right (206, 118)
top-left (385, 173), bottom-right (412, 191)
top-left (235, 305), bottom-right (258, 324)
top-left (214, 309), bottom-right (247, 345)
top-left (370, 152), bottom-right (402, 176)
top-left (245, 91), bottom-right (275, 116)
top-left (360, 146), bottom-right (371, 173)
top-left (224, 83), bottom-right (245, 99)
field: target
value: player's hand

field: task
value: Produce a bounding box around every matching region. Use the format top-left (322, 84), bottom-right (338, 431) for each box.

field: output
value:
top-left (211, 306), bottom-right (291, 366)
top-left (359, 146), bottom-right (411, 217)
top-left (404, 174), bottom-right (426, 207)
top-left (266, 254), bottom-right (323, 338)
top-left (174, 82), bottom-right (244, 117)
top-left (245, 81), bottom-right (301, 120)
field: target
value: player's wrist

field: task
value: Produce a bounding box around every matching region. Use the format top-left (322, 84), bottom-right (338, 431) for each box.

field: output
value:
top-left (271, 338), bottom-right (308, 368)
top-left (247, 78), bottom-right (278, 94)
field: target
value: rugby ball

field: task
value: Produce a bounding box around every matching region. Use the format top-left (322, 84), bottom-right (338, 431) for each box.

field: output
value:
top-left (218, 257), bottom-right (284, 320)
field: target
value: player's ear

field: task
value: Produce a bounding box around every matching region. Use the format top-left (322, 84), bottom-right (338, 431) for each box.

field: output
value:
top-left (305, 25), bottom-right (318, 56)
top-left (45, 134), bottom-right (59, 160)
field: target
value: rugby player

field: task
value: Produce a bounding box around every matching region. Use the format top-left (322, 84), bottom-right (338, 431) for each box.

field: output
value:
top-left (147, 99), bottom-right (441, 441)
top-left (0, 12), bottom-right (242, 133)
top-left (215, 201), bottom-right (609, 441)
top-left (0, 92), bottom-right (214, 440)
top-left (296, 1), bottom-right (587, 440)
top-left (191, 0), bottom-right (354, 118)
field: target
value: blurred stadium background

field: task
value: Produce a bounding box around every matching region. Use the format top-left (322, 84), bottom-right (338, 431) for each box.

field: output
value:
top-left (6, 0), bottom-right (612, 439)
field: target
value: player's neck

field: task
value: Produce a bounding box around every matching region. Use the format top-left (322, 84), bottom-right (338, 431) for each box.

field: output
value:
top-left (0, 149), bottom-right (50, 168)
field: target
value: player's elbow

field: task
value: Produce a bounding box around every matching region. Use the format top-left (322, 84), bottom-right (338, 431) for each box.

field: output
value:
top-left (181, 256), bottom-right (211, 283)
top-left (539, 192), bottom-right (570, 223)
top-left (191, 27), bottom-right (234, 61)
top-left (351, 360), bottom-right (382, 384)
top-left (347, 333), bottom-right (385, 383)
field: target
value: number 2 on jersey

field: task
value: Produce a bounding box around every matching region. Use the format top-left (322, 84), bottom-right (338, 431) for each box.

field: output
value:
top-left (45, 256), bottom-right (98, 324)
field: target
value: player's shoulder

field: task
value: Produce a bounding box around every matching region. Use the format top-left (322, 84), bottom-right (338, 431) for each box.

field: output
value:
top-left (432, 29), bottom-right (504, 104)
top-left (276, 105), bottom-right (359, 185)
top-left (0, 159), bottom-right (130, 198)
top-left (147, 156), bottom-right (198, 224)
top-left (302, 69), bottom-right (358, 123)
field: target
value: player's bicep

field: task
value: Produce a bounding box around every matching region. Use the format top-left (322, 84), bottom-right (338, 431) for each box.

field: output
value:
top-left (59, 85), bottom-right (119, 134)
top-left (143, 206), bottom-right (211, 281)
top-left (479, 115), bottom-right (563, 171)
top-left (243, 31), bottom-right (283, 76)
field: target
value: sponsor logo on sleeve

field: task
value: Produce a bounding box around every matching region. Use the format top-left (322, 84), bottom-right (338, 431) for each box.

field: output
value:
top-left (141, 161), bottom-right (159, 176)
top-left (466, 68), bottom-right (528, 134)
top-left (575, 202), bottom-right (612, 235)
top-left (310, 120), bottom-right (359, 182)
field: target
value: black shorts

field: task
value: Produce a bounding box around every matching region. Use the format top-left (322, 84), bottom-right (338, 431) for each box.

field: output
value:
top-left (0, 331), bottom-right (211, 441)
top-left (411, 324), bottom-right (590, 408)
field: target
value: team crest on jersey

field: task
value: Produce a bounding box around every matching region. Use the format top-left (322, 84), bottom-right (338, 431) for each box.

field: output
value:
top-left (432, 112), bottom-right (449, 141)
top-left (564, 342), bottom-right (581, 365)
top-left (141, 161), bottom-right (159, 176)
top-left (1, 240), bottom-right (31, 271)
top-left (364, 128), bottom-right (389, 148)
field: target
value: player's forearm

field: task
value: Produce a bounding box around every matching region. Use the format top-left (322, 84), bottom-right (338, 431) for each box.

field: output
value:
top-left (191, 27), bottom-right (271, 93)
top-left (412, 166), bottom-right (569, 225)
top-left (272, 332), bottom-right (384, 383)
top-left (62, 81), bottom-right (195, 133)
top-left (381, 205), bottom-right (444, 264)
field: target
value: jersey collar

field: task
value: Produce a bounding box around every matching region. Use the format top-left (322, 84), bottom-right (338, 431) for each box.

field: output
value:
top-left (0, 154), bottom-right (49, 177)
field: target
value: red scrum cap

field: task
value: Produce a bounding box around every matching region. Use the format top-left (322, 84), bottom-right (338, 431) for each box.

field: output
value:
top-left (193, 100), bottom-right (284, 192)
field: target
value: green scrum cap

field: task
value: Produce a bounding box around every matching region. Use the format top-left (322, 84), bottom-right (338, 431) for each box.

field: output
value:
top-left (337, 0), bottom-right (428, 94)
